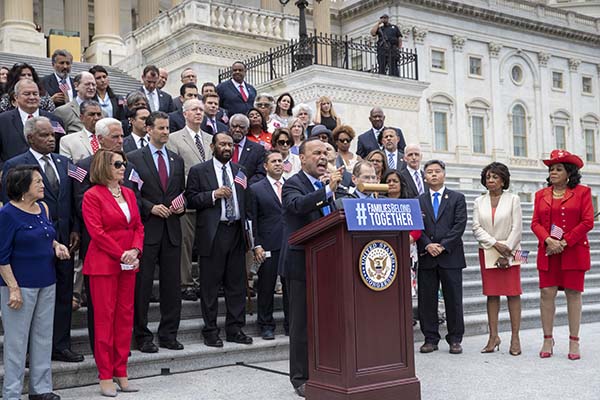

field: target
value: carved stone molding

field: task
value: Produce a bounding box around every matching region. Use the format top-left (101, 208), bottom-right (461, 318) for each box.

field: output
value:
top-left (412, 27), bottom-right (428, 44)
top-left (568, 58), bottom-right (581, 72)
top-left (144, 40), bottom-right (257, 66)
top-left (537, 52), bottom-right (550, 67)
top-left (400, 25), bottom-right (412, 40)
top-left (452, 35), bottom-right (466, 52)
top-left (488, 42), bottom-right (502, 58)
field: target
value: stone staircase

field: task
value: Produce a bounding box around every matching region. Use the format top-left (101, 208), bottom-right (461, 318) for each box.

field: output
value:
top-left (1, 186), bottom-right (599, 391)
top-left (0, 52), bottom-right (141, 96)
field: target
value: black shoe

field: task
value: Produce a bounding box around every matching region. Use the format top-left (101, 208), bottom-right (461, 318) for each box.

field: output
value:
top-left (29, 393), bottom-right (61, 400)
top-left (181, 287), bottom-right (198, 301)
top-left (51, 349), bottom-right (84, 363)
top-left (261, 329), bottom-right (275, 340)
top-left (159, 339), bottom-right (184, 350)
top-left (149, 294), bottom-right (160, 303)
top-left (138, 341), bottom-right (159, 353)
top-left (226, 331), bottom-right (253, 345)
top-left (204, 335), bottom-right (224, 348)
top-left (294, 383), bottom-right (306, 398)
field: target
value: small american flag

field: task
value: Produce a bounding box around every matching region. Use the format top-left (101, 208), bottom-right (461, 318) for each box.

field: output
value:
top-left (513, 249), bottom-right (529, 263)
top-left (283, 160), bottom-right (292, 173)
top-left (550, 224), bottom-right (564, 240)
top-left (129, 168), bottom-right (144, 190)
top-left (170, 192), bottom-right (185, 211)
top-left (234, 170), bottom-right (247, 189)
top-left (50, 121), bottom-right (65, 134)
top-left (67, 163), bottom-right (87, 183)
top-left (59, 80), bottom-right (70, 94)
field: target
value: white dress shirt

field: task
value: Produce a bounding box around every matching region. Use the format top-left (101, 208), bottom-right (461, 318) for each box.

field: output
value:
top-left (266, 174), bottom-right (284, 201)
top-left (143, 87), bottom-right (159, 111)
top-left (429, 186), bottom-right (446, 206)
top-left (54, 73), bottom-right (74, 102)
top-left (18, 108), bottom-right (40, 128)
top-left (29, 148), bottom-right (60, 183)
top-left (212, 158), bottom-right (240, 221)
top-left (407, 165), bottom-right (424, 194)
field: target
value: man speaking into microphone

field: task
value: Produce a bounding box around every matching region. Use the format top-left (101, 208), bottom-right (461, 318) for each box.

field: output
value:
top-left (279, 136), bottom-right (343, 397)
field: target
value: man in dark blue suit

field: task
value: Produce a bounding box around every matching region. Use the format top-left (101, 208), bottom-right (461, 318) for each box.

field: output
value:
top-left (0, 79), bottom-right (65, 167)
top-left (280, 137), bottom-right (343, 397)
top-left (228, 114), bottom-right (266, 184)
top-left (356, 107), bottom-right (405, 159)
top-left (201, 93), bottom-right (228, 134)
top-left (41, 49), bottom-right (76, 107)
top-left (123, 107), bottom-right (151, 153)
top-left (417, 159), bottom-right (467, 355)
top-left (137, 65), bottom-right (175, 113)
top-left (168, 83), bottom-right (199, 133)
top-left (1, 116), bottom-right (83, 363)
top-left (248, 150), bottom-right (289, 340)
top-left (216, 61), bottom-right (256, 117)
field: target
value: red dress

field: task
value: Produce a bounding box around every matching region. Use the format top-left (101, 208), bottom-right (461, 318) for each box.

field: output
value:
top-left (247, 131), bottom-right (272, 150)
top-left (478, 207), bottom-right (522, 296)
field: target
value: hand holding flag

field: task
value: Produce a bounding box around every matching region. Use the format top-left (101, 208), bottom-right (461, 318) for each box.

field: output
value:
top-left (170, 192), bottom-right (185, 213)
top-left (67, 163), bottom-right (87, 183)
top-left (550, 224), bottom-right (564, 240)
top-left (129, 169), bottom-right (144, 190)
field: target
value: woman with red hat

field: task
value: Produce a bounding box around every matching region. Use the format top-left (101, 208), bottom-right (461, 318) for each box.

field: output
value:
top-left (531, 149), bottom-right (594, 360)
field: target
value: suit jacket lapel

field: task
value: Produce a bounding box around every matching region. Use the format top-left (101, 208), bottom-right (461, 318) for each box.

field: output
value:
top-left (542, 187), bottom-right (553, 207)
top-left (166, 149), bottom-right (177, 193)
top-left (11, 111), bottom-right (26, 144)
top-left (403, 169), bottom-right (418, 196)
top-left (142, 146), bottom-right (162, 191)
top-left (421, 193), bottom-right (435, 223)
top-left (181, 130), bottom-right (201, 160)
top-left (263, 177), bottom-right (281, 205)
top-left (479, 193), bottom-right (493, 228)
top-left (100, 185), bottom-right (128, 224)
top-left (27, 152), bottom-right (57, 200)
top-left (239, 141), bottom-right (250, 165)
top-left (436, 189), bottom-right (450, 220)
top-left (79, 130), bottom-right (92, 154)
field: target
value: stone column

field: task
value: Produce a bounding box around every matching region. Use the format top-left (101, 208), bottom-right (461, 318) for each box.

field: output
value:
top-left (488, 42), bottom-right (507, 162)
top-left (84, 0), bottom-right (127, 65)
top-left (0, 0), bottom-right (45, 55)
top-left (568, 58), bottom-right (582, 155)
top-left (537, 52), bottom-right (551, 159)
top-left (64, 0), bottom-right (89, 48)
top-left (139, 0), bottom-right (160, 27)
top-left (312, 0), bottom-right (331, 35)
top-left (452, 35), bottom-right (468, 163)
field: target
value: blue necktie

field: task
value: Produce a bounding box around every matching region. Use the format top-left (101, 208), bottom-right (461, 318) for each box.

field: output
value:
top-left (433, 192), bottom-right (440, 219)
top-left (313, 180), bottom-right (331, 216)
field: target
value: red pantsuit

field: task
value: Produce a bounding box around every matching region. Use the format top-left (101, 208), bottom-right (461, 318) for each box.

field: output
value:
top-left (82, 185), bottom-right (144, 380)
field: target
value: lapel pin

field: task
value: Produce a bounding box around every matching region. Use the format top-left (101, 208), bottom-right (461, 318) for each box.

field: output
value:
top-left (444, 194), bottom-right (448, 199)
top-left (170, 157), bottom-right (174, 161)
top-left (56, 159), bottom-right (61, 163)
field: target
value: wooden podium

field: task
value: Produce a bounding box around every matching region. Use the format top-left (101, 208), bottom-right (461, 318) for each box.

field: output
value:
top-left (289, 210), bottom-right (420, 400)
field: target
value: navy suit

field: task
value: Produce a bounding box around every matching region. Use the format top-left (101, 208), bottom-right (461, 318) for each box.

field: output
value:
top-left (237, 139), bottom-right (266, 185)
top-left (216, 80), bottom-right (257, 117)
top-left (280, 171), bottom-right (335, 389)
top-left (137, 86), bottom-right (175, 113)
top-left (0, 109), bottom-right (65, 166)
top-left (41, 74), bottom-right (76, 105)
top-left (168, 110), bottom-right (185, 133)
top-left (248, 177), bottom-right (289, 334)
top-left (356, 127), bottom-right (406, 159)
top-left (122, 134), bottom-right (139, 154)
top-left (186, 159), bottom-right (249, 338)
top-left (2, 150), bottom-right (77, 353)
top-left (127, 145), bottom-right (186, 345)
top-left (201, 116), bottom-right (228, 135)
top-left (417, 187), bottom-right (467, 345)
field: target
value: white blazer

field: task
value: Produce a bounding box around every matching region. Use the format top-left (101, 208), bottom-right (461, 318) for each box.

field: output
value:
top-left (472, 191), bottom-right (522, 251)
top-left (59, 129), bottom-right (93, 163)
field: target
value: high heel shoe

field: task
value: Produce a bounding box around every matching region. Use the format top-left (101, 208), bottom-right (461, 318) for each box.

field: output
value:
top-left (568, 336), bottom-right (581, 360)
top-left (480, 336), bottom-right (501, 353)
top-left (99, 380), bottom-right (117, 397)
top-left (114, 377), bottom-right (140, 392)
top-left (539, 334), bottom-right (554, 358)
top-left (509, 337), bottom-right (522, 356)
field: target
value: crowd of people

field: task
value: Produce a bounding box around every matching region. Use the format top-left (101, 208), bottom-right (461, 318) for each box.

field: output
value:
top-left (0, 49), bottom-right (594, 399)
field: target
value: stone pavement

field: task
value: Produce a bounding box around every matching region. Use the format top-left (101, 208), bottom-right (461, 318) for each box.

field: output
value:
top-left (53, 322), bottom-right (600, 400)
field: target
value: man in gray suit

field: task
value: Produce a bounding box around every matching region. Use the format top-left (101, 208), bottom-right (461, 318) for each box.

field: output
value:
top-left (59, 100), bottom-right (103, 163)
top-left (53, 71), bottom-right (98, 135)
top-left (166, 99), bottom-right (212, 301)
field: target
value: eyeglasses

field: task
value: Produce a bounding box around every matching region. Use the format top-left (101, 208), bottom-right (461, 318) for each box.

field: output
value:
top-left (337, 138), bottom-right (351, 144)
top-left (277, 140), bottom-right (292, 146)
top-left (113, 161), bottom-right (127, 169)
top-left (230, 124), bottom-right (248, 129)
top-left (256, 103), bottom-right (271, 108)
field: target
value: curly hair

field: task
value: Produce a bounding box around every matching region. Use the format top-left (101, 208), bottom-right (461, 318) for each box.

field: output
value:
top-left (546, 162), bottom-right (581, 189)
top-left (480, 162), bottom-right (510, 190)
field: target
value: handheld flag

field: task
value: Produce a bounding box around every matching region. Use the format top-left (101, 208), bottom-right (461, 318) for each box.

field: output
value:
top-left (67, 163), bottom-right (87, 183)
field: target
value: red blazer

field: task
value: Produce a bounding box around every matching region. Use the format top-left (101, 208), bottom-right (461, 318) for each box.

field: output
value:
top-left (82, 185), bottom-right (145, 275)
top-left (531, 184), bottom-right (594, 272)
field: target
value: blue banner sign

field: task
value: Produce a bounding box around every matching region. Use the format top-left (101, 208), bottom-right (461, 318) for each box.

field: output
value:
top-left (342, 198), bottom-right (424, 231)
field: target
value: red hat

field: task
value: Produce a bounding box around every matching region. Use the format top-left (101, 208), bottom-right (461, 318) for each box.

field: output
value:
top-left (542, 149), bottom-right (584, 169)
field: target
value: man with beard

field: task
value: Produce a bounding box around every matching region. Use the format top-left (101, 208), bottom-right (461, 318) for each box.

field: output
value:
top-left (279, 136), bottom-right (342, 397)
top-left (356, 107), bottom-right (405, 159)
top-left (228, 113), bottom-right (266, 184)
top-left (42, 49), bottom-right (76, 106)
top-left (186, 132), bottom-right (253, 347)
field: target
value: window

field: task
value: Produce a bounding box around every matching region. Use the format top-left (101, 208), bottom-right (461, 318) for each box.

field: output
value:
top-left (434, 111), bottom-right (448, 151)
top-left (582, 76), bottom-right (593, 94)
top-left (585, 129), bottom-right (596, 162)
top-left (469, 56), bottom-right (482, 77)
top-left (511, 65), bottom-right (523, 84)
top-left (431, 49), bottom-right (446, 71)
top-left (472, 116), bottom-right (485, 153)
top-left (555, 125), bottom-right (566, 149)
top-left (512, 105), bottom-right (527, 157)
top-left (552, 71), bottom-right (564, 90)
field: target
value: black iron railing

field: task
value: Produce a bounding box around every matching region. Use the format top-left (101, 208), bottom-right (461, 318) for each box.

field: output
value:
top-left (218, 33), bottom-right (418, 85)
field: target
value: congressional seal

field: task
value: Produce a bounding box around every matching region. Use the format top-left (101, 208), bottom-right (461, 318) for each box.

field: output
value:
top-left (359, 240), bottom-right (398, 291)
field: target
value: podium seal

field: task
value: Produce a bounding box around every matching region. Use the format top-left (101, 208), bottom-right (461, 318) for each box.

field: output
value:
top-left (359, 240), bottom-right (398, 291)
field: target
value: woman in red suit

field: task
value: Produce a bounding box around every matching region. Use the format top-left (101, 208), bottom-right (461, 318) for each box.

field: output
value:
top-left (531, 150), bottom-right (594, 361)
top-left (83, 149), bottom-right (144, 396)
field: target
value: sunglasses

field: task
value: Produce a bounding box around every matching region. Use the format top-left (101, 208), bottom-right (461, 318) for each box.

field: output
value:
top-left (337, 138), bottom-right (351, 144)
top-left (113, 161), bottom-right (127, 169)
top-left (277, 140), bottom-right (292, 146)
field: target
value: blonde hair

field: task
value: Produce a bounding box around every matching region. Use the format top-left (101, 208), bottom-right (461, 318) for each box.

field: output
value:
top-left (90, 149), bottom-right (126, 186)
top-left (313, 95), bottom-right (340, 126)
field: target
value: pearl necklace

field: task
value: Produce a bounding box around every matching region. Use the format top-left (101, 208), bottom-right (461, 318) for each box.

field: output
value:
top-left (109, 186), bottom-right (122, 198)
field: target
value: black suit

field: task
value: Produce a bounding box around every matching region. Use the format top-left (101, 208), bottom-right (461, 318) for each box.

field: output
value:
top-left (0, 109), bottom-right (65, 166)
top-left (400, 167), bottom-right (428, 199)
top-left (137, 86), bottom-right (175, 113)
top-left (2, 150), bottom-right (77, 352)
top-left (248, 177), bottom-right (289, 334)
top-left (216, 80), bottom-right (257, 117)
top-left (201, 116), bottom-right (228, 135)
top-left (127, 145), bottom-right (186, 345)
top-left (168, 110), bottom-right (185, 133)
top-left (185, 159), bottom-right (248, 338)
top-left (236, 139), bottom-right (266, 185)
top-left (417, 188), bottom-right (467, 345)
top-left (41, 74), bottom-right (76, 106)
top-left (95, 93), bottom-right (126, 120)
top-left (280, 171), bottom-right (335, 389)
top-left (123, 135), bottom-right (138, 153)
top-left (356, 127), bottom-right (406, 159)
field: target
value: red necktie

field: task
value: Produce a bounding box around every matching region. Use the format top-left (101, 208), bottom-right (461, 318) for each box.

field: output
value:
top-left (90, 134), bottom-right (99, 154)
top-left (238, 84), bottom-right (248, 102)
top-left (156, 150), bottom-right (168, 191)
top-left (233, 144), bottom-right (240, 163)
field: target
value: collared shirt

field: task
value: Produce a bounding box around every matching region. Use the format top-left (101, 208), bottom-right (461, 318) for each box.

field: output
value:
top-left (75, 96), bottom-right (86, 106)
top-left (407, 165), bottom-right (424, 193)
top-left (148, 142), bottom-right (170, 176)
top-left (143, 87), bottom-right (160, 111)
top-left (385, 150), bottom-right (398, 168)
top-left (212, 158), bottom-right (240, 221)
top-left (131, 133), bottom-right (150, 149)
top-left (184, 125), bottom-right (201, 142)
top-left (302, 170), bottom-right (333, 199)
top-left (83, 127), bottom-right (95, 144)
top-left (97, 92), bottom-right (113, 118)
top-left (18, 107), bottom-right (39, 127)
top-left (54, 73), bottom-right (74, 102)
top-left (266, 174), bottom-right (284, 200)
top-left (30, 148), bottom-right (60, 183)
top-left (231, 79), bottom-right (249, 99)
top-left (429, 186), bottom-right (446, 206)
top-left (372, 127), bottom-right (382, 145)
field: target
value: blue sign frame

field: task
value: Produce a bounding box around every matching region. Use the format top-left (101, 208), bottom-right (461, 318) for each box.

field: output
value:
top-left (342, 198), bottom-right (424, 231)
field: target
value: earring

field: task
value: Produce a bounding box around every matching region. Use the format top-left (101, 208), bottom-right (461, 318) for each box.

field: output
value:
top-left (21, 196), bottom-right (24, 201)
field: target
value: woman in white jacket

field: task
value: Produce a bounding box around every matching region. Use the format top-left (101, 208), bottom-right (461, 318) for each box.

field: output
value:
top-left (472, 162), bottom-right (523, 356)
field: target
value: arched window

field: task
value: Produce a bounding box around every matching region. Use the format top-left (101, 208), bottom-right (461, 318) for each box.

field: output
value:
top-left (512, 105), bottom-right (527, 157)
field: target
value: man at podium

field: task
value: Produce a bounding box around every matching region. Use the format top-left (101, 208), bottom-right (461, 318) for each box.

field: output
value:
top-left (279, 136), bottom-right (343, 397)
